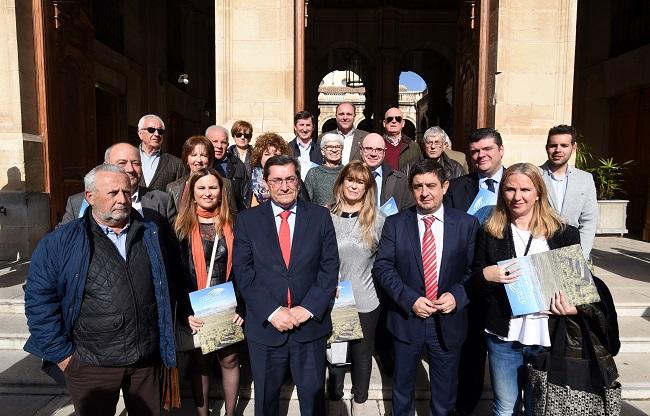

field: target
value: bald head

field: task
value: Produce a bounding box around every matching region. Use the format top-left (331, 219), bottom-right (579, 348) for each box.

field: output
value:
top-left (383, 107), bottom-right (405, 137)
top-left (360, 133), bottom-right (386, 169)
top-left (104, 143), bottom-right (142, 192)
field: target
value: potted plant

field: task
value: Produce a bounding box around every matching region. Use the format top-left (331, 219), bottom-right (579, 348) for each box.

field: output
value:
top-left (576, 141), bottom-right (633, 235)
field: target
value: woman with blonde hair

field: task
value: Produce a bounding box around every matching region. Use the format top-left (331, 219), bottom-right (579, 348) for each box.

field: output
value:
top-left (327, 160), bottom-right (385, 415)
top-left (473, 162), bottom-right (581, 415)
top-left (174, 168), bottom-right (242, 416)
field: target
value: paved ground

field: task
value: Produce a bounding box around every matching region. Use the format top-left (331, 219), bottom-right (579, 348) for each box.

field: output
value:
top-left (1, 236), bottom-right (649, 415)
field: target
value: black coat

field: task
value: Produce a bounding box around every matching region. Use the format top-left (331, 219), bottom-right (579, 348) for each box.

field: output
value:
top-left (471, 224), bottom-right (580, 337)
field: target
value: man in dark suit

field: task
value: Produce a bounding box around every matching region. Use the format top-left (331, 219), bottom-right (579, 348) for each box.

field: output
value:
top-left (373, 159), bottom-right (479, 416)
top-left (137, 114), bottom-right (186, 191)
top-left (317, 102), bottom-right (368, 164)
top-left (60, 143), bottom-right (176, 227)
top-left (233, 155), bottom-right (339, 416)
top-left (289, 111), bottom-right (323, 179)
top-left (444, 127), bottom-right (505, 416)
top-left (361, 133), bottom-right (415, 211)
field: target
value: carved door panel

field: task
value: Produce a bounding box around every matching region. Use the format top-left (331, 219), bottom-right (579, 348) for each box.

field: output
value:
top-left (41, 0), bottom-right (97, 223)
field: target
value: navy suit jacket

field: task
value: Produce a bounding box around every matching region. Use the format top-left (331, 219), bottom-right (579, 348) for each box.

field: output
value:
top-left (289, 138), bottom-right (324, 165)
top-left (373, 206), bottom-right (479, 350)
top-left (233, 199), bottom-right (339, 346)
top-left (444, 172), bottom-right (480, 212)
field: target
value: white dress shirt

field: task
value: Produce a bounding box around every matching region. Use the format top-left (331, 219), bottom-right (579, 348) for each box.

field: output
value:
top-left (478, 166), bottom-right (504, 193)
top-left (339, 128), bottom-right (355, 165)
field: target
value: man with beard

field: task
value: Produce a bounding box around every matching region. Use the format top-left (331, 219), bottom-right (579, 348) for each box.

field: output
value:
top-left (24, 164), bottom-right (176, 416)
top-left (540, 124), bottom-right (597, 259)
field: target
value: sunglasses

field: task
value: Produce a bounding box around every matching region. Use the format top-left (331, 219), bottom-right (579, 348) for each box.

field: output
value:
top-left (385, 116), bottom-right (402, 123)
top-left (234, 132), bottom-right (253, 140)
top-left (140, 127), bottom-right (165, 135)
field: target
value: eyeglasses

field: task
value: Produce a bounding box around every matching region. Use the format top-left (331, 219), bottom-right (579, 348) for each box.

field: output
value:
top-left (234, 132), bottom-right (253, 140)
top-left (140, 127), bottom-right (165, 135)
top-left (360, 146), bottom-right (386, 154)
top-left (267, 176), bottom-right (299, 188)
top-left (385, 116), bottom-right (402, 123)
top-left (323, 145), bottom-right (343, 152)
top-left (424, 140), bottom-right (445, 148)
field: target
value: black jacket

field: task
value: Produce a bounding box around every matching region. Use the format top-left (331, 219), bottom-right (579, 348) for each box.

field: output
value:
top-left (471, 224), bottom-right (580, 337)
top-left (547, 275), bottom-right (620, 386)
top-left (401, 152), bottom-right (467, 182)
top-left (214, 155), bottom-right (249, 212)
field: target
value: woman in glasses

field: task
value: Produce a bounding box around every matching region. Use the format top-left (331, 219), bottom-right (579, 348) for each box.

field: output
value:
top-left (327, 161), bottom-right (385, 414)
top-left (304, 133), bottom-right (345, 206)
top-left (174, 167), bottom-right (243, 416)
top-left (244, 132), bottom-right (310, 208)
top-left (228, 120), bottom-right (254, 177)
top-left (166, 136), bottom-right (215, 209)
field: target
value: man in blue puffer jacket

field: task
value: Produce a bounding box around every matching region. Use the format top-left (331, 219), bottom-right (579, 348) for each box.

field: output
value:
top-left (24, 164), bottom-right (176, 416)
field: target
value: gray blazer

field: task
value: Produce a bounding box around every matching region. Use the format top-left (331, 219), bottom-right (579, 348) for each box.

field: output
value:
top-left (139, 152), bottom-right (187, 192)
top-left (59, 186), bottom-right (177, 227)
top-left (317, 128), bottom-right (368, 163)
top-left (539, 161), bottom-right (598, 258)
top-left (380, 164), bottom-right (415, 211)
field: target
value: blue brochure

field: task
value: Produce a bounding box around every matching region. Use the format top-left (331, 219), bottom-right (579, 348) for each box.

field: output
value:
top-left (500, 244), bottom-right (600, 316)
top-left (467, 188), bottom-right (497, 224)
top-left (189, 281), bottom-right (244, 354)
top-left (379, 197), bottom-right (399, 217)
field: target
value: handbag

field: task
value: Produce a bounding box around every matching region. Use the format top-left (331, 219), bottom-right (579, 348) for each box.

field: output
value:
top-left (527, 317), bottom-right (621, 416)
top-left (174, 234), bottom-right (220, 352)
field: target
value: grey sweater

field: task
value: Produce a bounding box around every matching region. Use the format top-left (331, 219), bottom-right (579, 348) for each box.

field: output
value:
top-left (330, 212), bottom-right (386, 313)
top-left (304, 165), bottom-right (345, 207)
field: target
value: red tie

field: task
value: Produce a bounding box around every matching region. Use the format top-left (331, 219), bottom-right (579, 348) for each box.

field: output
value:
top-left (279, 210), bottom-right (292, 307)
top-left (279, 210), bottom-right (291, 268)
top-left (422, 216), bottom-right (438, 301)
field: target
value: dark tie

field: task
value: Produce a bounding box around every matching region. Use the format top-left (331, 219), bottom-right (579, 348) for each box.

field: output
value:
top-left (422, 216), bottom-right (438, 301)
top-left (485, 178), bottom-right (496, 193)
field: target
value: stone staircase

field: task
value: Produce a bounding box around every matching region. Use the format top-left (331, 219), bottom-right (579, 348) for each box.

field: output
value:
top-left (1, 236), bottom-right (650, 415)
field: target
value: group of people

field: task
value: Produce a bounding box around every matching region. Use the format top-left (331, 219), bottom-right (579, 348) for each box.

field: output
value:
top-left (22, 103), bottom-right (619, 416)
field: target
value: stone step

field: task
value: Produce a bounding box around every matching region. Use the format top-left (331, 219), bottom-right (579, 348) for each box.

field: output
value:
top-left (619, 316), bottom-right (650, 353)
top-left (0, 348), bottom-right (648, 402)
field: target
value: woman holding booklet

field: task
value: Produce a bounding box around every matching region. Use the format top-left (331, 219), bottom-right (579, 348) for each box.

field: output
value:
top-left (174, 167), bottom-right (242, 416)
top-left (471, 163), bottom-right (582, 415)
top-left (327, 161), bottom-right (385, 415)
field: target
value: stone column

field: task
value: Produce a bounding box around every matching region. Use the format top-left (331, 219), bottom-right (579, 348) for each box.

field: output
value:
top-left (215, 0), bottom-right (297, 140)
top-left (0, 0), bottom-right (50, 260)
top-left (492, 0), bottom-right (578, 165)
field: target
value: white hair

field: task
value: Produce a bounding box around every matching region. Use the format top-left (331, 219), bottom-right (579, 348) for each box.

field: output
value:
top-left (84, 164), bottom-right (126, 192)
top-left (205, 125), bottom-right (229, 139)
top-left (423, 126), bottom-right (450, 146)
top-left (320, 133), bottom-right (344, 147)
top-left (137, 114), bottom-right (165, 130)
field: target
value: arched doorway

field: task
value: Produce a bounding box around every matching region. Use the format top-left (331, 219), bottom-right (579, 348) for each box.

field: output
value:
top-left (317, 69), bottom-right (366, 133)
top-left (398, 71), bottom-right (427, 140)
top-left (305, 2), bottom-right (459, 134)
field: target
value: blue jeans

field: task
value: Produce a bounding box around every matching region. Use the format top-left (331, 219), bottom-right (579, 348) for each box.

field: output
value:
top-left (485, 333), bottom-right (545, 416)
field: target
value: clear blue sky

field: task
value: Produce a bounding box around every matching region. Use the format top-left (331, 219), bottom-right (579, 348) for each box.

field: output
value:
top-left (399, 71), bottom-right (427, 91)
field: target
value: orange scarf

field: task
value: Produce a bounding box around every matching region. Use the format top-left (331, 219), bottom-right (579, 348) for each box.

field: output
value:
top-left (191, 208), bottom-right (234, 290)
